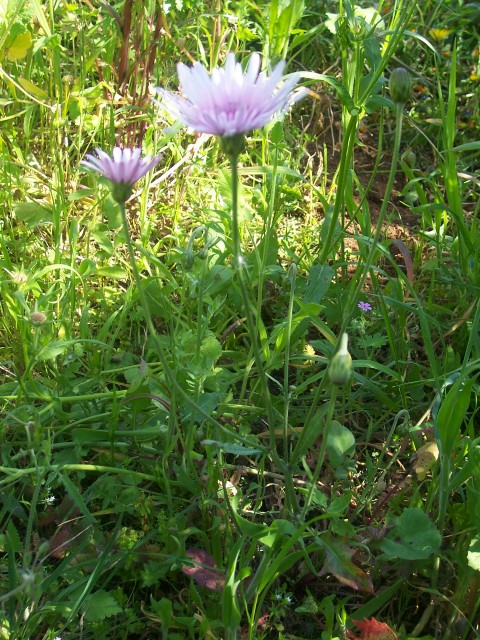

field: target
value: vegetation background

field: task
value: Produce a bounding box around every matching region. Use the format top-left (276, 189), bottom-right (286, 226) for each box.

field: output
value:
top-left (0, 0), bottom-right (479, 638)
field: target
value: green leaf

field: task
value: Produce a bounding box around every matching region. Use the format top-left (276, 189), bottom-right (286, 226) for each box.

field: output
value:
top-left (303, 264), bottom-right (334, 304)
top-left (326, 421), bottom-right (355, 468)
top-left (36, 340), bottom-right (71, 361)
top-left (5, 521), bottom-right (22, 552)
top-left (467, 537), bottom-right (480, 572)
top-left (92, 224), bottom-right (114, 254)
top-left (4, 28), bottom-right (31, 61)
top-left (78, 259), bottom-right (96, 276)
top-left (83, 589), bottom-right (122, 622)
top-left (17, 76), bottom-right (48, 98)
top-left (61, 475), bottom-right (97, 525)
top-left (301, 71), bottom-right (358, 115)
top-left (183, 391), bottom-right (222, 424)
top-left (435, 376), bottom-right (474, 457)
top-left (320, 532), bottom-right (373, 593)
top-left (96, 265), bottom-right (128, 279)
top-left (14, 202), bottom-right (52, 227)
top-left (379, 508), bottom-right (441, 560)
top-left (150, 596), bottom-right (173, 625)
top-left (450, 141), bottom-right (480, 152)
top-left (200, 335), bottom-right (222, 362)
top-left (201, 440), bottom-right (263, 456)
top-left (205, 264), bottom-right (234, 297)
top-left (104, 195), bottom-right (122, 229)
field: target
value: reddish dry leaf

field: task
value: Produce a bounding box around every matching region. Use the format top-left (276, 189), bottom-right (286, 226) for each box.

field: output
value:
top-left (182, 548), bottom-right (225, 591)
top-left (47, 524), bottom-right (76, 558)
top-left (347, 617), bottom-right (397, 639)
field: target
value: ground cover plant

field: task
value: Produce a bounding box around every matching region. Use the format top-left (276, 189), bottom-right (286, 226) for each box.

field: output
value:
top-left (0, 0), bottom-right (479, 638)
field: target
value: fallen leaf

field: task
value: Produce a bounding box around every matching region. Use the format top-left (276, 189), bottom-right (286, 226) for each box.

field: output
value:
top-left (320, 533), bottom-right (374, 593)
top-left (347, 617), bottom-right (397, 639)
top-left (182, 548), bottom-right (225, 591)
top-left (411, 441), bottom-right (439, 480)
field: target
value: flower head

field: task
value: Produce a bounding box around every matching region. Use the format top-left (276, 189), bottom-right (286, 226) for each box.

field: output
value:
top-left (30, 311), bottom-right (47, 326)
top-left (155, 53), bottom-right (305, 138)
top-left (358, 301), bottom-right (372, 312)
top-left (81, 147), bottom-right (161, 203)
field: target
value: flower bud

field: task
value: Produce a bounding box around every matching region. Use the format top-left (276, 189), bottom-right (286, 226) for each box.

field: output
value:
top-left (389, 68), bottom-right (412, 105)
top-left (182, 249), bottom-right (195, 270)
top-left (328, 333), bottom-right (353, 387)
top-left (402, 149), bottom-right (416, 167)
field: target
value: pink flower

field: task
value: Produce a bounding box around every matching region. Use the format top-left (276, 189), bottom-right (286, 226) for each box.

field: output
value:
top-left (81, 147), bottom-right (161, 203)
top-left (81, 147), bottom-right (160, 185)
top-left (155, 53), bottom-right (305, 137)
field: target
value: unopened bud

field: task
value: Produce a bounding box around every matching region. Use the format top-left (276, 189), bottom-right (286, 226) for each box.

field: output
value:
top-left (389, 68), bottom-right (412, 105)
top-left (328, 333), bottom-right (353, 387)
top-left (182, 249), bottom-right (195, 270)
top-left (402, 149), bottom-right (416, 167)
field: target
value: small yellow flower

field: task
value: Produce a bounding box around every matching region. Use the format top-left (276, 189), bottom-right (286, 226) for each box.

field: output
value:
top-left (428, 28), bottom-right (451, 42)
top-left (303, 343), bottom-right (316, 366)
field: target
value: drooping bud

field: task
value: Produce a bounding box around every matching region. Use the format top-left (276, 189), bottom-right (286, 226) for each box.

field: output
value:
top-left (389, 68), bottom-right (412, 105)
top-left (328, 333), bottom-right (353, 387)
top-left (182, 248), bottom-right (195, 270)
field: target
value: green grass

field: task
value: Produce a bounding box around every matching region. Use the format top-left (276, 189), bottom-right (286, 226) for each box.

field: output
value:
top-left (1, 0), bottom-right (480, 639)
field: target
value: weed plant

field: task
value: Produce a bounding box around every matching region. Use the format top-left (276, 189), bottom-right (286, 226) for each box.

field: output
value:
top-left (0, 1), bottom-right (479, 639)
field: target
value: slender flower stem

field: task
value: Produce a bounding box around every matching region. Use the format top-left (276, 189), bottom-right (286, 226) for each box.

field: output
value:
top-left (229, 154), bottom-right (295, 508)
top-left (300, 386), bottom-right (337, 519)
top-left (117, 202), bottom-right (257, 451)
top-left (318, 113), bottom-right (358, 265)
top-left (283, 265), bottom-right (297, 463)
top-left (344, 102), bottom-right (405, 325)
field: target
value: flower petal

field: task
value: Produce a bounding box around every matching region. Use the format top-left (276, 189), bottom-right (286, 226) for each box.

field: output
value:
top-left (155, 53), bottom-right (304, 137)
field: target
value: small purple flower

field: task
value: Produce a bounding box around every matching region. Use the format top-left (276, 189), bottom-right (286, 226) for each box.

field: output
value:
top-left (155, 52), bottom-right (305, 138)
top-left (358, 301), bottom-right (373, 312)
top-left (81, 147), bottom-right (161, 203)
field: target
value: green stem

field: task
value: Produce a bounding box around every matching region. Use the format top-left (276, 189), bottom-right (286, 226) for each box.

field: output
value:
top-left (318, 113), bottom-right (358, 264)
top-left (300, 386), bottom-right (337, 518)
top-left (228, 155), bottom-right (295, 508)
top-left (117, 202), bottom-right (259, 451)
top-left (0, 464), bottom-right (156, 487)
top-left (283, 265), bottom-right (297, 462)
top-left (344, 102), bottom-right (405, 326)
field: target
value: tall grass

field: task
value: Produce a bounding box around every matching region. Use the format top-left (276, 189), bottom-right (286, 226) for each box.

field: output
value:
top-left (0, 0), bottom-right (479, 638)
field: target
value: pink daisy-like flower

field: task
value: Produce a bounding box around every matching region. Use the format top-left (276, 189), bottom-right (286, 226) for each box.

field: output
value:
top-left (81, 147), bottom-right (161, 202)
top-left (155, 53), bottom-right (305, 138)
